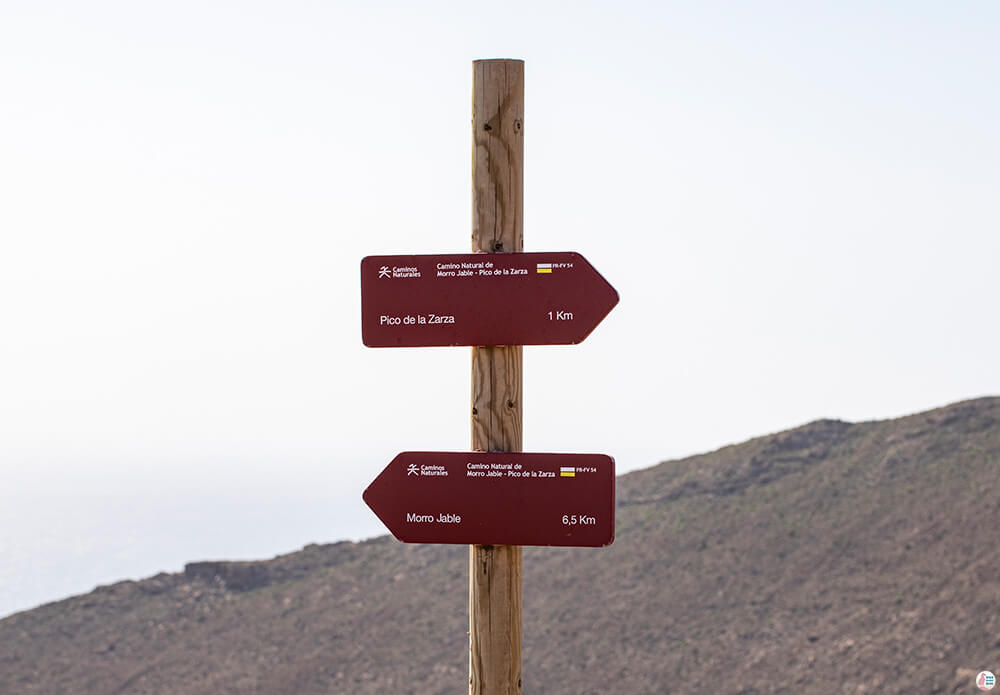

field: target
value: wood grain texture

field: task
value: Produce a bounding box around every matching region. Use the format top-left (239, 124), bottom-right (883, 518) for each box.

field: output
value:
top-left (471, 59), bottom-right (523, 255)
top-left (469, 58), bottom-right (524, 695)
top-left (470, 345), bottom-right (522, 452)
top-left (469, 544), bottom-right (522, 695)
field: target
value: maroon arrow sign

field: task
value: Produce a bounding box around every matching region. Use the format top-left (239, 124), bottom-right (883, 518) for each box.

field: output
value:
top-left (360, 252), bottom-right (618, 347)
top-left (363, 452), bottom-right (615, 547)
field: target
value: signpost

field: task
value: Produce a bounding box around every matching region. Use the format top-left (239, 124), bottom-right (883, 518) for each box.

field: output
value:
top-left (363, 452), bottom-right (615, 547)
top-left (360, 59), bottom-right (617, 694)
top-left (361, 252), bottom-right (618, 347)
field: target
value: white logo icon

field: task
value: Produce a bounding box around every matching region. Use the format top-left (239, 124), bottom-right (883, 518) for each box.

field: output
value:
top-left (978, 671), bottom-right (996, 691)
top-left (406, 464), bottom-right (419, 476)
top-left (378, 266), bottom-right (391, 279)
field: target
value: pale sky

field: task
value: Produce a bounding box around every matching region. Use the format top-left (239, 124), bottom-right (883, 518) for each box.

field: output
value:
top-left (1, 1), bottom-right (998, 617)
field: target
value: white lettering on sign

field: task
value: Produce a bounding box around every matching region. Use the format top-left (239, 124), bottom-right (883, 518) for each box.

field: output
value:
top-left (467, 462), bottom-right (488, 477)
top-left (389, 266), bottom-right (420, 279)
top-left (430, 260), bottom-right (568, 280)
top-left (405, 512), bottom-right (461, 523)
top-left (419, 464), bottom-right (448, 477)
top-left (379, 314), bottom-right (456, 326)
top-left (464, 460), bottom-right (571, 482)
top-left (561, 514), bottom-right (597, 525)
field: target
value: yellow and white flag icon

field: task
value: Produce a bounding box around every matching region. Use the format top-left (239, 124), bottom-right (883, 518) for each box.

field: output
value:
top-left (560, 466), bottom-right (575, 477)
top-left (536, 263), bottom-right (552, 274)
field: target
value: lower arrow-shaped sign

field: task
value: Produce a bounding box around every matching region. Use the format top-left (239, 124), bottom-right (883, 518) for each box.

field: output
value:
top-left (363, 452), bottom-right (615, 547)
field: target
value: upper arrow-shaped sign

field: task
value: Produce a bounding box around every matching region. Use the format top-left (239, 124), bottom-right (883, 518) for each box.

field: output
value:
top-left (363, 451), bottom-right (615, 547)
top-left (360, 252), bottom-right (618, 347)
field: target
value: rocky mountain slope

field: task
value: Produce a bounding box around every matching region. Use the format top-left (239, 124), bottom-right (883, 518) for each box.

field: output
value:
top-left (2, 398), bottom-right (998, 693)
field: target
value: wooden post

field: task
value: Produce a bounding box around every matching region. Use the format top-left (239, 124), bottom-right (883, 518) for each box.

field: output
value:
top-left (469, 59), bottom-right (524, 695)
